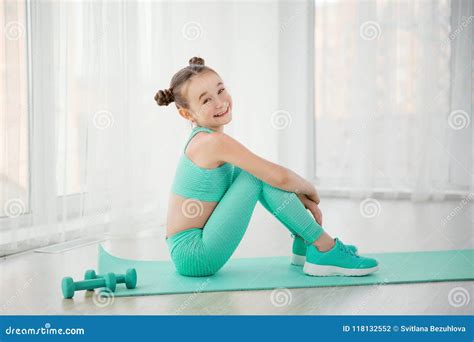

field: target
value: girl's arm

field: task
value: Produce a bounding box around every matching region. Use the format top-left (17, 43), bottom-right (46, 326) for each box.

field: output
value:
top-left (206, 131), bottom-right (320, 204)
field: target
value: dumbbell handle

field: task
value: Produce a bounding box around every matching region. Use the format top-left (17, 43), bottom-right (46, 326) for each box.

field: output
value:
top-left (95, 274), bottom-right (125, 283)
top-left (74, 278), bottom-right (108, 291)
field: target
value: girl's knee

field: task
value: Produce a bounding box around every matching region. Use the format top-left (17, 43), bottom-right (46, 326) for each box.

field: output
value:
top-left (234, 167), bottom-right (262, 186)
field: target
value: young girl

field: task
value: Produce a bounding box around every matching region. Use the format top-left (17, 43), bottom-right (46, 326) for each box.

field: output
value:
top-left (155, 56), bottom-right (379, 278)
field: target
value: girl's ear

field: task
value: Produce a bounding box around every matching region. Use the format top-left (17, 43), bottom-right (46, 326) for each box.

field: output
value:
top-left (178, 107), bottom-right (195, 123)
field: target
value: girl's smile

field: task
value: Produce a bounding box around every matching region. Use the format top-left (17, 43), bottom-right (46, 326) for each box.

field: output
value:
top-left (214, 103), bottom-right (230, 118)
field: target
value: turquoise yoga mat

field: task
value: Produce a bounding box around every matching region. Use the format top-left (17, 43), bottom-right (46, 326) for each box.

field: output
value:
top-left (97, 244), bottom-right (474, 297)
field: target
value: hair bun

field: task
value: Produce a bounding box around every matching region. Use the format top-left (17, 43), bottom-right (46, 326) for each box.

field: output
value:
top-left (154, 88), bottom-right (174, 106)
top-left (189, 56), bottom-right (205, 66)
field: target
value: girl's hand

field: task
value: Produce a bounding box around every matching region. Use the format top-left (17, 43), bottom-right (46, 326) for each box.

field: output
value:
top-left (305, 188), bottom-right (321, 205)
top-left (297, 193), bottom-right (323, 226)
top-left (295, 183), bottom-right (320, 205)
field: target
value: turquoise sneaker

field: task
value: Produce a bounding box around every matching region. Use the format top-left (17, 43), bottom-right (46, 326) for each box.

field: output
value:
top-left (291, 234), bottom-right (358, 266)
top-left (303, 237), bottom-right (379, 276)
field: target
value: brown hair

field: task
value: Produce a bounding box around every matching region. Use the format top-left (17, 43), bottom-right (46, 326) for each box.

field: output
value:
top-left (154, 56), bottom-right (217, 109)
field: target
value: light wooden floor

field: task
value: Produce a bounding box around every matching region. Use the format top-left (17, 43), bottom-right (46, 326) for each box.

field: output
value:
top-left (1, 197), bottom-right (472, 315)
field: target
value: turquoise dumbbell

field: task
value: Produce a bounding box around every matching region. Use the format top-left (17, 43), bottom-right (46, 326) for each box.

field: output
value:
top-left (84, 268), bottom-right (137, 289)
top-left (62, 273), bottom-right (116, 299)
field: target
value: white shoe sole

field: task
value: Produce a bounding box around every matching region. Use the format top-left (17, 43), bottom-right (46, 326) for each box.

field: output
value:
top-left (291, 254), bottom-right (306, 266)
top-left (303, 262), bottom-right (379, 276)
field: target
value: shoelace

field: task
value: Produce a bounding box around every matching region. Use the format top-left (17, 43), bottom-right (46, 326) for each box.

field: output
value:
top-left (338, 240), bottom-right (360, 258)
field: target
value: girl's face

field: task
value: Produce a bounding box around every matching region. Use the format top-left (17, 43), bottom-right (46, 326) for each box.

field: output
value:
top-left (180, 71), bottom-right (232, 128)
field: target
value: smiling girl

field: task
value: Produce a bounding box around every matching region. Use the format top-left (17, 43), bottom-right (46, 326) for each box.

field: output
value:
top-left (155, 56), bottom-right (379, 277)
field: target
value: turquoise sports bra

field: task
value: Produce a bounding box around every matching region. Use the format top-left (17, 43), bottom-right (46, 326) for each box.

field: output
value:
top-left (171, 126), bottom-right (235, 202)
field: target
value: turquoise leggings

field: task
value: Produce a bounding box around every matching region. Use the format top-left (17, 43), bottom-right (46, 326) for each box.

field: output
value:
top-left (166, 167), bottom-right (325, 276)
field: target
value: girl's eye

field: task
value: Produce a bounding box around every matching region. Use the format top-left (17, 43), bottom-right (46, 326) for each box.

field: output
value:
top-left (203, 88), bottom-right (225, 104)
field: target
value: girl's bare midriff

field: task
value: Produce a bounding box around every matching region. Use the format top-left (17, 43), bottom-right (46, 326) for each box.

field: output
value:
top-left (166, 132), bottom-right (225, 239)
top-left (166, 193), bottom-right (219, 239)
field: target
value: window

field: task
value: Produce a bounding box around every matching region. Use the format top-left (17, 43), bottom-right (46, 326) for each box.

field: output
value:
top-left (313, 0), bottom-right (465, 195)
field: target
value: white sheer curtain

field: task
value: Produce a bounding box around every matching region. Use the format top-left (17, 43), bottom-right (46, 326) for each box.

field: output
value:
top-left (2, 0), bottom-right (312, 256)
top-left (4, 0), bottom-right (469, 257)
top-left (313, 0), bottom-right (472, 201)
